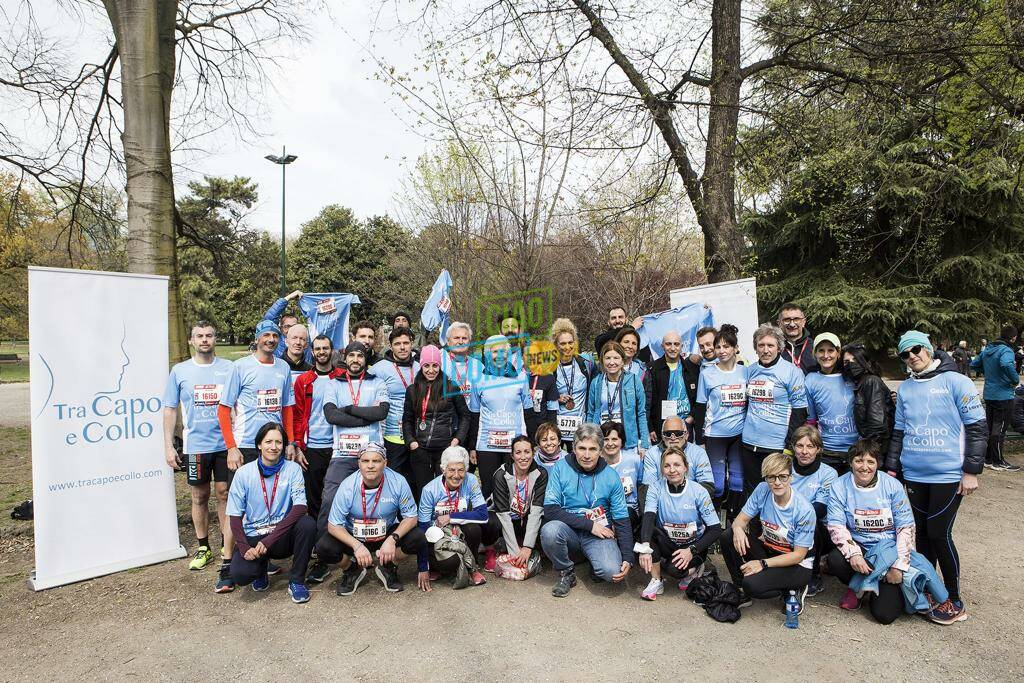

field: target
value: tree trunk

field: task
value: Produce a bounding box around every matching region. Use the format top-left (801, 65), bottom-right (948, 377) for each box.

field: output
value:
top-left (701, 0), bottom-right (745, 282)
top-left (104, 0), bottom-right (188, 363)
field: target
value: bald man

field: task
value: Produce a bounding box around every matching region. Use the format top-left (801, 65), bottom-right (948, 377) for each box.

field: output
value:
top-left (282, 323), bottom-right (312, 383)
top-left (646, 331), bottom-right (694, 443)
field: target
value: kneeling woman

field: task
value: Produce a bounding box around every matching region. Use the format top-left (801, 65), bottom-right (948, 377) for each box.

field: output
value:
top-left (826, 439), bottom-right (937, 625)
top-left (541, 423), bottom-right (633, 598)
top-left (636, 446), bottom-right (723, 601)
top-left (600, 421), bottom-right (644, 535)
top-left (721, 452), bottom-right (816, 612)
top-left (488, 435), bottom-right (547, 577)
top-left (316, 443), bottom-right (426, 596)
top-left (416, 446), bottom-right (496, 591)
top-left (227, 422), bottom-right (316, 604)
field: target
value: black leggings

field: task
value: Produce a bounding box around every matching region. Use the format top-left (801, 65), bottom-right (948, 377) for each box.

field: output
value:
top-left (302, 447), bottom-right (333, 521)
top-left (410, 446), bottom-right (445, 501)
top-left (475, 450), bottom-right (509, 501)
top-left (315, 524), bottom-right (427, 565)
top-left (740, 442), bottom-right (777, 502)
top-left (650, 526), bottom-right (708, 575)
top-left (905, 480), bottom-right (963, 602)
top-left (985, 399), bottom-right (1013, 463)
top-left (230, 516), bottom-right (316, 584)
top-left (828, 548), bottom-right (903, 625)
top-left (720, 526), bottom-right (811, 599)
top-left (821, 450), bottom-right (850, 477)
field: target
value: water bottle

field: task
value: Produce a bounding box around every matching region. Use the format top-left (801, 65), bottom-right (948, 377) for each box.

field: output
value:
top-left (784, 590), bottom-right (800, 629)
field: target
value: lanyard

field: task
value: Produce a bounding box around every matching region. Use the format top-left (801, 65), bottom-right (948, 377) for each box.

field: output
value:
top-left (443, 483), bottom-right (460, 512)
top-left (514, 474), bottom-right (530, 513)
top-left (531, 375), bottom-right (539, 394)
top-left (419, 385), bottom-right (432, 423)
top-left (559, 360), bottom-right (576, 394)
top-left (604, 375), bottom-right (623, 416)
top-left (347, 373), bottom-right (364, 405)
top-left (448, 353), bottom-right (466, 387)
top-left (791, 338), bottom-right (809, 368)
top-left (361, 474), bottom-right (385, 520)
top-left (396, 363), bottom-right (414, 389)
top-left (260, 472), bottom-right (281, 518)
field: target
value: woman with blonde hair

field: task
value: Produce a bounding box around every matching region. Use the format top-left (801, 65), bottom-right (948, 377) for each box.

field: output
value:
top-left (551, 318), bottom-right (594, 449)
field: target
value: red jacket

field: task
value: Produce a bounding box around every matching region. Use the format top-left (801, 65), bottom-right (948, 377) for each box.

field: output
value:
top-left (292, 367), bottom-right (344, 451)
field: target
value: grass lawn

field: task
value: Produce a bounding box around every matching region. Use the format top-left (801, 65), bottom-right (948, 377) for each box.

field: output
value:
top-left (0, 342), bottom-right (252, 384)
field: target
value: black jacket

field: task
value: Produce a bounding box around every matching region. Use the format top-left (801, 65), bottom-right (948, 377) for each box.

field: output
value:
top-left (646, 356), bottom-right (693, 439)
top-left (852, 373), bottom-right (895, 454)
top-left (401, 372), bottom-right (471, 450)
top-left (782, 331), bottom-right (818, 375)
top-left (524, 372), bottom-right (559, 441)
top-left (885, 350), bottom-right (987, 475)
top-left (491, 461), bottom-right (547, 553)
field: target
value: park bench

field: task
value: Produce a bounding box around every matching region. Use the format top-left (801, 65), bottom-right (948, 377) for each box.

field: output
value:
top-left (0, 353), bottom-right (20, 363)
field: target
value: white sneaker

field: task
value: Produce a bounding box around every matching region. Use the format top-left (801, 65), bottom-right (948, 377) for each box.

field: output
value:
top-left (641, 578), bottom-right (665, 601)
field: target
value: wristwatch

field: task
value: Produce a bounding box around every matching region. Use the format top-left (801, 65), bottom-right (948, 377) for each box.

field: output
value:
top-left (390, 532), bottom-right (401, 543)
top-left (760, 559), bottom-right (768, 571)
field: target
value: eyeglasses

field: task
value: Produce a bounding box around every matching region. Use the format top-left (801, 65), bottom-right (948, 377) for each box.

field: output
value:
top-left (780, 317), bottom-right (805, 324)
top-left (663, 430), bottom-right (686, 438)
top-left (764, 474), bottom-right (791, 483)
top-left (899, 345), bottom-right (924, 360)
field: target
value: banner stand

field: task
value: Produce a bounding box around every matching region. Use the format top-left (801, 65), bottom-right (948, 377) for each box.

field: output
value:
top-left (29, 546), bottom-right (185, 591)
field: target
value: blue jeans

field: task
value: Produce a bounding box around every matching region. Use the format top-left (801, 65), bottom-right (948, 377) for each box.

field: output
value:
top-left (705, 434), bottom-right (743, 497)
top-left (540, 520), bottom-right (622, 580)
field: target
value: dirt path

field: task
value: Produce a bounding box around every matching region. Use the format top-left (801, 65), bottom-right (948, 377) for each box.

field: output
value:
top-left (0, 383), bottom-right (29, 427)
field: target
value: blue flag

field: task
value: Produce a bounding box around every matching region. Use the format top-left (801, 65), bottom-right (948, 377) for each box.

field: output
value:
top-left (420, 270), bottom-right (453, 341)
top-left (638, 303), bottom-right (715, 360)
top-left (298, 293), bottom-right (360, 351)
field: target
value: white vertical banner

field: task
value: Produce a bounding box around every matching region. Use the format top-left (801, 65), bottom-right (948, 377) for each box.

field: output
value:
top-left (670, 278), bottom-right (760, 364)
top-left (28, 267), bottom-right (185, 590)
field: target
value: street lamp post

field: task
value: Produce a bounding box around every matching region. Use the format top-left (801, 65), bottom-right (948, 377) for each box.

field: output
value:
top-left (264, 146), bottom-right (298, 297)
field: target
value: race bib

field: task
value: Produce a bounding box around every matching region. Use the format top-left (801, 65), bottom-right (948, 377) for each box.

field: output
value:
top-left (557, 414), bottom-right (582, 438)
top-left (584, 505), bottom-right (608, 528)
top-left (620, 476), bottom-right (634, 496)
top-left (256, 388), bottom-right (281, 412)
top-left (335, 433), bottom-right (369, 456)
top-left (664, 521), bottom-right (698, 543)
top-left (853, 507), bottom-right (894, 534)
top-left (252, 524), bottom-right (277, 537)
top-left (316, 298), bottom-right (337, 314)
top-left (434, 498), bottom-right (467, 516)
top-left (761, 520), bottom-right (792, 553)
top-left (194, 383), bottom-right (223, 406)
top-left (661, 400), bottom-right (678, 419)
top-left (720, 384), bottom-right (746, 407)
top-left (532, 389), bottom-right (545, 413)
top-left (487, 429), bottom-right (514, 449)
top-left (747, 380), bottom-right (774, 403)
top-left (351, 517), bottom-right (388, 541)
top-left (600, 410), bottom-right (621, 423)
top-left (437, 295), bottom-right (451, 313)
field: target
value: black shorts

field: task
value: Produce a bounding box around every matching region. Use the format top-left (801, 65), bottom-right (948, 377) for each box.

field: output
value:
top-left (186, 450), bottom-right (229, 486)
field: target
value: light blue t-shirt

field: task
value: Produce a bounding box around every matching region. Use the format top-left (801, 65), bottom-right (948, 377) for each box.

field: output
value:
top-left (162, 357), bottom-right (233, 454)
top-left (644, 478), bottom-right (720, 546)
top-left (606, 449), bottom-right (643, 509)
top-left (696, 363), bottom-right (749, 438)
top-left (370, 358), bottom-right (420, 440)
top-left (220, 355), bottom-right (296, 449)
top-left (470, 372), bottom-right (531, 452)
top-left (805, 372), bottom-right (858, 452)
top-left (895, 369), bottom-right (985, 483)
top-left (643, 442), bottom-right (714, 490)
top-left (226, 459), bottom-right (306, 537)
top-left (827, 472), bottom-right (915, 548)
top-left (742, 359), bottom-right (808, 449)
top-left (442, 353), bottom-right (485, 400)
top-left (328, 374), bottom-right (389, 459)
top-left (741, 482), bottom-right (816, 567)
top-left (597, 376), bottom-right (624, 423)
top-left (306, 372), bottom-right (336, 448)
top-left (327, 469), bottom-right (417, 537)
top-left (418, 473), bottom-right (488, 524)
top-left (791, 462), bottom-right (839, 507)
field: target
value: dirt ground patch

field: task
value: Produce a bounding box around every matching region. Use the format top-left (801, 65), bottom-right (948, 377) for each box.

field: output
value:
top-left (1, 426), bottom-right (1023, 681)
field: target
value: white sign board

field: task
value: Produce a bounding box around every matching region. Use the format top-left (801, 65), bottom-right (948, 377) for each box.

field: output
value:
top-left (29, 267), bottom-right (184, 590)
top-left (670, 277), bottom-right (760, 364)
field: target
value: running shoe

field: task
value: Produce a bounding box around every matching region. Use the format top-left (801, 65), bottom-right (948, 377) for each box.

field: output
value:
top-left (288, 582), bottom-right (311, 604)
top-left (677, 564), bottom-right (707, 592)
top-left (306, 561), bottom-right (331, 584)
top-left (928, 599), bottom-right (969, 625)
top-left (214, 576), bottom-right (235, 594)
top-left (470, 570), bottom-right (487, 586)
top-left (736, 588), bottom-right (753, 608)
top-left (483, 547), bottom-right (497, 573)
top-left (552, 569), bottom-right (576, 598)
top-left (266, 562), bottom-right (282, 576)
top-left (641, 578), bottom-right (665, 601)
top-left (795, 584), bottom-right (809, 615)
top-left (997, 458), bottom-right (1021, 472)
top-left (375, 562), bottom-right (404, 592)
top-left (251, 573), bottom-right (270, 592)
top-left (806, 575), bottom-right (824, 597)
top-left (336, 565), bottom-right (367, 596)
top-left (840, 588), bottom-right (860, 611)
top-left (188, 546), bottom-right (213, 571)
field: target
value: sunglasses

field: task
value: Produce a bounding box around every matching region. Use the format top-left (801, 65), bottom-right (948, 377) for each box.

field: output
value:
top-left (764, 474), bottom-right (791, 483)
top-left (663, 430), bottom-right (687, 438)
top-left (899, 345), bottom-right (924, 360)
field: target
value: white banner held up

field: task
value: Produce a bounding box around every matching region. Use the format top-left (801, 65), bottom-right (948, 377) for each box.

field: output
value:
top-left (28, 267), bottom-right (185, 590)
top-left (670, 278), bottom-right (760, 364)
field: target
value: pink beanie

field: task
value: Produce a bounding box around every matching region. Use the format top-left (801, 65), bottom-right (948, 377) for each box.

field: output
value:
top-left (420, 344), bottom-right (442, 365)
